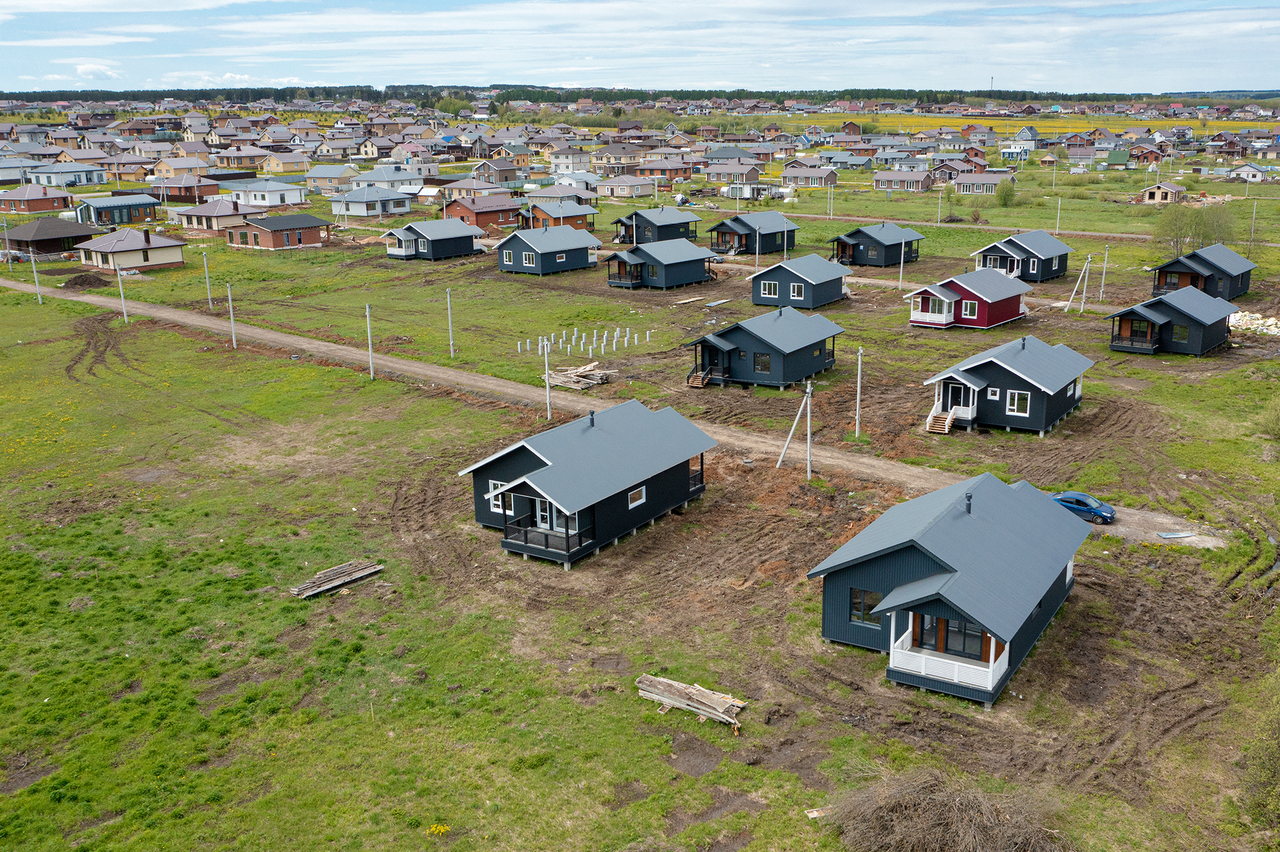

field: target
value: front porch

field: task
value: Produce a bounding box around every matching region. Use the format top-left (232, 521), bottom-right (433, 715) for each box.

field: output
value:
top-left (1109, 315), bottom-right (1159, 353)
top-left (710, 232), bottom-right (746, 255)
top-left (887, 614), bottom-right (1010, 704)
top-left (925, 379), bottom-right (979, 434)
top-left (502, 512), bottom-right (597, 567)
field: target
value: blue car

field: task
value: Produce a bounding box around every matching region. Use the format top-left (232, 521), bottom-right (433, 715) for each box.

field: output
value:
top-left (1051, 491), bottom-right (1116, 524)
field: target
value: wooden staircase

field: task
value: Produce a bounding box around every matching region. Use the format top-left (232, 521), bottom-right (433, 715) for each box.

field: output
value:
top-left (687, 369), bottom-right (712, 388)
top-left (926, 409), bottom-right (956, 434)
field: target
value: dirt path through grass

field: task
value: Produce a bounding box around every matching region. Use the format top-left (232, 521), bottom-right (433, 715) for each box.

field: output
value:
top-left (0, 277), bottom-right (1224, 548)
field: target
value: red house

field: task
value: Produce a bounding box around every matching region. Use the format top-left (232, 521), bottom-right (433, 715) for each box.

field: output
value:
top-left (905, 269), bottom-right (1031, 329)
top-left (226, 214), bottom-right (332, 251)
top-left (443, 195), bottom-right (522, 230)
top-left (0, 184), bottom-right (74, 213)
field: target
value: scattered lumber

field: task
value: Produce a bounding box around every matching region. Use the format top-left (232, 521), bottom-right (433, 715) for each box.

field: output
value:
top-left (805, 806), bottom-right (834, 820)
top-left (546, 362), bottom-right (617, 390)
top-left (635, 674), bottom-right (747, 734)
top-left (290, 559), bottom-right (383, 598)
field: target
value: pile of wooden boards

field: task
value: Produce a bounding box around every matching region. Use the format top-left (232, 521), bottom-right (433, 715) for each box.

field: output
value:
top-left (635, 674), bottom-right (747, 734)
top-left (289, 559), bottom-right (384, 598)
top-left (546, 362), bottom-right (616, 390)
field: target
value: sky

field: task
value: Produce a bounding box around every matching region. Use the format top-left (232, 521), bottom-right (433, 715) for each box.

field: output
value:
top-left (0, 0), bottom-right (1278, 96)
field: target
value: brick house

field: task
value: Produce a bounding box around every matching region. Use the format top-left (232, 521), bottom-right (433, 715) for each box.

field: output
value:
top-left (0, 184), bottom-right (74, 213)
top-left (227, 214), bottom-right (332, 250)
top-left (444, 195), bottom-right (522, 230)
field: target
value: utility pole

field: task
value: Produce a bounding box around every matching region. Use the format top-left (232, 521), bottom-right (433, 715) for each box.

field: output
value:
top-left (855, 347), bottom-right (863, 438)
top-left (32, 256), bottom-right (42, 305)
top-left (1055, 197), bottom-right (1062, 235)
top-left (365, 303), bottom-right (375, 379)
top-left (1098, 244), bottom-right (1109, 304)
top-left (543, 337), bottom-right (551, 420)
top-left (446, 287), bottom-right (455, 357)
top-left (226, 283), bottom-right (236, 348)
top-left (898, 238), bottom-right (905, 287)
top-left (805, 380), bottom-right (812, 481)
top-left (937, 188), bottom-right (942, 225)
top-left (115, 266), bottom-right (127, 320)
top-left (3, 213), bottom-right (11, 274)
top-left (755, 226), bottom-right (760, 270)
top-left (202, 251), bottom-right (212, 310)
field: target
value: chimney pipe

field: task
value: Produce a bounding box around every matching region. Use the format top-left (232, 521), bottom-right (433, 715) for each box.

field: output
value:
top-left (588, 410), bottom-right (595, 427)
top-left (1021, 337), bottom-right (1026, 349)
top-left (143, 228), bottom-right (150, 244)
top-left (965, 492), bottom-right (972, 514)
top-left (232, 199), bottom-right (238, 212)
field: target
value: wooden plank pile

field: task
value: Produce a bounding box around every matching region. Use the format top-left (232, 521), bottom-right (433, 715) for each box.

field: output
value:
top-left (635, 674), bottom-right (747, 734)
top-left (289, 559), bottom-right (384, 598)
top-left (546, 362), bottom-right (617, 390)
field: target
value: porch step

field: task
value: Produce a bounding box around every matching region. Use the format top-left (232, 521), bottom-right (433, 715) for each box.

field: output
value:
top-left (926, 411), bottom-right (954, 434)
top-left (687, 371), bottom-right (710, 388)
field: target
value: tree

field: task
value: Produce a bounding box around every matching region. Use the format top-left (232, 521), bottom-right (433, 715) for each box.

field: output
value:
top-left (1193, 205), bottom-right (1236, 248)
top-left (1052, 145), bottom-right (1068, 162)
top-left (994, 179), bottom-right (1016, 208)
top-left (1153, 204), bottom-right (1195, 257)
top-left (435, 97), bottom-right (470, 117)
top-left (944, 183), bottom-right (956, 218)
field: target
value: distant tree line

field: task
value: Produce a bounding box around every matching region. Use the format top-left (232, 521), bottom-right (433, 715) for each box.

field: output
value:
top-left (0, 85), bottom-right (382, 104)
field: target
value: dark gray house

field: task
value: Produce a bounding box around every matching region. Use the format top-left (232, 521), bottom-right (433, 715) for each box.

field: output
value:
top-left (457, 400), bottom-right (716, 568)
top-left (970, 230), bottom-right (1073, 282)
top-left (612, 207), bottom-right (701, 244)
top-left (380, 219), bottom-right (484, 261)
top-left (1151, 243), bottom-right (1256, 301)
top-left (751, 254), bottom-right (850, 309)
top-left (603, 239), bottom-right (717, 289)
top-left (807, 472), bottom-right (1090, 707)
top-left (494, 225), bottom-right (601, 275)
top-left (829, 222), bottom-right (924, 267)
top-left (1107, 286), bottom-right (1237, 356)
top-left (924, 335), bottom-right (1093, 436)
top-left (708, 211), bottom-right (798, 256)
top-left (685, 306), bottom-right (844, 388)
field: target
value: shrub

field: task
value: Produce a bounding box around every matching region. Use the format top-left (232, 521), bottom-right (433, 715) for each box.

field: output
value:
top-left (995, 179), bottom-right (1016, 208)
top-left (829, 768), bottom-right (1075, 852)
top-left (1246, 673), bottom-right (1280, 841)
top-left (1261, 396), bottom-right (1280, 439)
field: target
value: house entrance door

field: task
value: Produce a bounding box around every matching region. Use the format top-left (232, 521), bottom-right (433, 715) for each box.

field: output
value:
top-left (946, 383), bottom-right (966, 410)
top-left (535, 499), bottom-right (552, 530)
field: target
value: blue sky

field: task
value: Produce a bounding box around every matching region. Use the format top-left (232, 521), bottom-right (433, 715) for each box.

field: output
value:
top-left (0, 0), bottom-right (1277, 95)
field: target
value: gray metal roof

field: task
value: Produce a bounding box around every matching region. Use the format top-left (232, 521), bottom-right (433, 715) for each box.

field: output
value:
top-left (753, 253), bottom-right (849, 285)
top-left (1007, 229), bottom-right (1074, 259)
top-left (807, 473), bottom-right (1091, 643)
top-left (831, 222), bottom-right (924, 246)
top-left (1188, 243), bottom-right (1257, 277)
top-left (905, 284), bottom-right (960, 303)
top-left (925, 335), bottom-right (1093, 394)
top-left (494, 224), bottom-right (601, 253)
top-left (183, 198), bottom-right (265, 216)
top-left (731, 306), bottom-right (845, 352)
top-left (631, 238), bottom-right (716, 265)
top-left (336, 185), bottom-right (412, 202)
top-left (79, 194), bottom-right (160, 209)
top-left (457, 400), bottom-right (716, 515)
top-left (620, 206), bottom-right (702, 227)
top-left (243, 214), bottom-right (330, 231)
top-left (239, 179), bottom-right (302, 192)
top-left (399, 219), bottom-right (485, 240)
top-left (942, 269), bottom-right (1033, 303)
top-left (711, 211), bottom-right (798, 236)
top-left (0, 217), bottom-right (103, 242)
top-left (1109, 286), bottom-right (1237, 326)
top-left (529, 200), bottom-right (598, 218)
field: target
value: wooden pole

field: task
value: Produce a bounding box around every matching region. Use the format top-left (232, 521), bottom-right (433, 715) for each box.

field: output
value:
top-left (365, 303), bottom-right (374, 379)
top-left (543, 338), bottom-right (551, 420)
top-left (226, 282), bottom-right (236, 348)
top-left (446, 287), bottom-right (455, 358)
top-left (855, 346), bottom-right (863, 438)
top-left (202, 251), bottom-right (212, 311)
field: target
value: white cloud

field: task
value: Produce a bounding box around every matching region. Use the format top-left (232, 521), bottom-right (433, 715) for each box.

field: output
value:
top-left (97, 23), bottom-right (189, 33)
top-left (75, 63), bottom-right (123, 80)
top-left (0, 35), bottom-right (151, 47)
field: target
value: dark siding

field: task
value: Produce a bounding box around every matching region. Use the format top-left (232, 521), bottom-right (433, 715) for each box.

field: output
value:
top-left (634, 220), bottom-right (696, 244)
top-left (469, 446), bottom-right (546, 528)
top-left (422, 234), bottom-right (478, 260)
top-left (753, 267), bottom-right (842, 309)
top-left (967, 362), bottom-right (1081, 434)
top-left (646, 257), bottom-right (708, 289)
top-left (818, 546), bottom-right (950, 650)
top-left (591, 460), bottom-right (695, 545)
top-left (498, 235), bottom-right (593, 275)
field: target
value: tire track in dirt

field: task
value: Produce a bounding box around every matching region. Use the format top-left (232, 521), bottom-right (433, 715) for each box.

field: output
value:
top-left (64, 313), bottom-right (134, 382)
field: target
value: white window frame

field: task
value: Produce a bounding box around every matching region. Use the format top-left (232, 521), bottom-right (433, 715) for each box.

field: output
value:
top-left (790, 282), bottom-right (804, 300)
top-left (984, 255), bottom-right (996, 268)
top-left (961, 301), bottom-right (978, 319)
top-left (1028, 258), bottom-right (1039, 274)
top-left (502, 250), bottom-right (513, 264)
top-left (555, 253), bottom-right (566, 262)
top-left (1006, 390), bottom-right (1031, 416)
top-left (987, 387), bottom-right (1001, 400)
top-left (522, 251), bottom-right (534, 267)
top-left (1075, 378), bottom-right (1083, 399)
top-left (488, 480), bottom-right (510, 514)
top-left (760, 280), bottom-right (779, 298)
top-left (418, 239), bottom-right (427, 251)
top-left (911, 295), bottom-right (922, 312)
top-left (627, 486), bottom-right (646, 509)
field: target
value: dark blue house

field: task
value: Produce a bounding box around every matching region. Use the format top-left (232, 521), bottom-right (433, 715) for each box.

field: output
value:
top-left (1151, 243), bottom-right (1256, 301)
top-left (829, 222), bottom-right (924, 267)
top-left (751, 253), bottom-right (850, 309)
top-left (708, 211), bottom-right (798, 256)
top-left (380, 219), bottom-right (484, 261)
top-left (971, 230), bottom-right (1073, 282)
top-left (1107, 286), bottom-right (1237, 356)
top-left (807, 472), bottom-right (1090, 707)
top-left (612, 207), bottom-right (701, 244)
top-left (924, 335), bottom-right (1093, 436)
top-left (494, 225), bottom-right (601, 275)
top-left (458, 400), bottom-right (716, 569)
top-left (685, 306), bottom-right (844, 388)
top-left (603, 239), bottom-right (717, 289)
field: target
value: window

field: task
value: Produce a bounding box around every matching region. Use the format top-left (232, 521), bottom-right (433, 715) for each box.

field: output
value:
top-left (790, 282), bottom-right (804, 300)
top-left (646, 264), bottom-right (656, 278)
top-left (984, 255), bottom-right (996, 268)
top-left (502, 250), bottom-right (513, 264)
top-left (1130, 319), bottom-right (1149, 338)
top-left (849, 589), bottom-right (882, 625)
top-left (946, 619), bottom-right (985, 659)
top-left (911, 295), bottom-right (922, 312)
top-left (141, 249), bottom-right (149, 262)
top-left (1172, 324), bottom-right (1189, 343)
top-left (522, 251), bottom-right (534, 267)
top-left (298, 231), bottom-right (304, 245)
top-left (867, 245), bottom-right (878, 259)
top-left (1007, 390), bottom-right (1030, 416)
top-left (753, 352), bottom-right (771, 373)
top-left (226, 230), bottom-right (234, 244)
top-left (488, 480), bottom-right (512, 514)
top-left (253, 232), bottom-right (260, 247)
top-left (555, 253), bottom-right (566, 262)
top-left (627, 486), bottom-right (646, 509)
top-left (1066, 381), bottom-right (1075, 397)
top-left (760, 280), bottom-right (778, 298)
top-left (919, 615), bottom-right (940, 651)
top-left (1028, 258), bottom-right (1038, 273)
top-left (1165, 272), bottom-right (1179, 287)
top-left (961, 301), bottom-right (977, 319)
top-left (1052, 256), bottom-right (1060, 270)
top-left (987, 387), bottom-right (1000, 400)
top-left (239, 231), bottom-right (248, 245)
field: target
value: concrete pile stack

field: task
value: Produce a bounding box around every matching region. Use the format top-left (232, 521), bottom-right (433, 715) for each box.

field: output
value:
top-left (1230, 311), bottom-right (1280, 336)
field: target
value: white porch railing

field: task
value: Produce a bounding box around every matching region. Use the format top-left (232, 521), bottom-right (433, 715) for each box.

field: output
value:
top-left (948, 403), bottom-right (977, 421)
top-left (890, 630), bottom-right (1009, 691)
top-left (910, 309), bottom-right (953, 325)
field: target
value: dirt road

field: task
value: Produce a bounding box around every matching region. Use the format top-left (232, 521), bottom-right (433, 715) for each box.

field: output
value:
top-left (1, 278), bottom-right (1224, 548)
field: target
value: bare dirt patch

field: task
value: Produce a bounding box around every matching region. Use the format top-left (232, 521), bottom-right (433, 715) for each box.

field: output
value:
top-left (609, 780), bottom-right (651, 811)
top-left (64, 313), bottom-right (133, 382)
top-left (60, 273), bottom-right (113, 291)
top-left (665, 785), bottom-right (766, 836)
top-left (665, 730), bottom-right (725, 778)
top-left (0, 754), bottom-right (57, 794)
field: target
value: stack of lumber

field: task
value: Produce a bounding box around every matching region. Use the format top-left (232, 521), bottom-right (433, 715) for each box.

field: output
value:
top-left (546, 362), bottom-right (617, 390)
top-left (289, 559), bottom-right (383, 598)
top-left (635, 674), bottom-right (747, 734)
